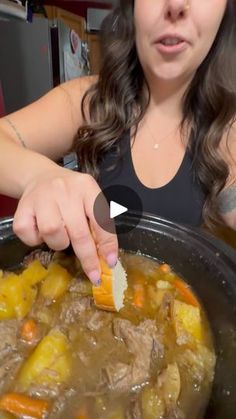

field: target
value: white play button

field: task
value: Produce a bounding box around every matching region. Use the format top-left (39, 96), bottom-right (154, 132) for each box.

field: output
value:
top-left (93, 185), bottom-right (143, 234)
top-left (110, 200), bottom-right (128, 219)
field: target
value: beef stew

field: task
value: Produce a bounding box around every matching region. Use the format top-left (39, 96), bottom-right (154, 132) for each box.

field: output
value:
top-left (0, 250), bottom-right (216, 419)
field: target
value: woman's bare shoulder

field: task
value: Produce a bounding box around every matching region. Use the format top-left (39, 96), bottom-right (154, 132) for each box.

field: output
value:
top-left (0, 75), bottom-right (98, 159)
top-left (59, 75), bottom-right (98, 100)
top-left (56, 75), bottom-right (98, 122)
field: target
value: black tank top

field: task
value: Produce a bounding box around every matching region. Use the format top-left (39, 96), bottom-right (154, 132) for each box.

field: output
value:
top-left (98, 131), bottom-right (206, 227)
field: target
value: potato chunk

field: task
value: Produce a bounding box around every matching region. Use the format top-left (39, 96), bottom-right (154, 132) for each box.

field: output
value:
top-left (0, 261), bottom-right (47, 320)
top-left (157, 363), bottom-right (181, 407)
top-left (17, 329), bottom-right (72, 391)
top-left (172, 299), bottom-right (203, 344)
top-left (0, 274), bottom-right (37, 320)
top-left (142, 386), bottom-right (165, 419)
top-left (40, 263), bottom-right (72, 300)
top-left (21, 260), bottom-right (47, 286)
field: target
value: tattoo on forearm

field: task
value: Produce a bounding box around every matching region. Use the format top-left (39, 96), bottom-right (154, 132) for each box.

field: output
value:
top-left (218, 185), bottom-right (236, 214)
top-left (5, 117), bottom-right (26, 148)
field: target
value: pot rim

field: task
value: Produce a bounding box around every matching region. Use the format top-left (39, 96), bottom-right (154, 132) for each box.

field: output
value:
top-left (116, 211), bottom-right (236, 268)
top-left (1, 212), bottom-right (236, 270)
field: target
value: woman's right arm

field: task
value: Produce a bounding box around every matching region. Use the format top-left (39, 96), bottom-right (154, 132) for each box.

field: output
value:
top-left (0, 76), bottom-right (94, 178)
top-left (0, 77), bottom-right (118, 284)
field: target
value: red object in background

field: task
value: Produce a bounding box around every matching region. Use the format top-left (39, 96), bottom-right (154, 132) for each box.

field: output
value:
top-left (0, 195), bottom-right (18, 217)
top-left (0, 81), bottom-right (18, 217)
top-left (43, 1), bottom-right (112, 18)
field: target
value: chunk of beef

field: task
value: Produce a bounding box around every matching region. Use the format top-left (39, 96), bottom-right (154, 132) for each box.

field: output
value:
top-left (24, 249), bottom-right (54, 268)
top-left (60, 296), bottom-right (92, 324)
top-left (113, 318), bottom-right (162, 368)
top-left (0, 320), bottom-right (18, 359)
top-left (103, 362), bottom-right (131, 390)
top-left (69, 278), bottom-right (92, 296)
top-left (49, 388), bottom-right (76, 418)
top-left (0, 320), bottom-right (23, 391)
top-left (157, 363), bottom-right (181, 408)
top-left (87, 310), bottom-right (112, 332)
top-left (103, 319), bottom-right (162, 392)
top-left (0, 352), bottom-right (23, 392)
top-left (126, 397), bottom-right (142, 419)
top-left (28, 384), bottom-right (60, 399)
top-left (156, 292), bottom-right (174, 323)
top-left (154, 363), bottom-right (183, 418)
top-left (164, 407), bottom-right (185, 419)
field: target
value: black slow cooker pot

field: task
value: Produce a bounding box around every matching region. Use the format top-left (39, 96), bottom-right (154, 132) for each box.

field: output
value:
top-left (0, 214), bottom-right (236, 419)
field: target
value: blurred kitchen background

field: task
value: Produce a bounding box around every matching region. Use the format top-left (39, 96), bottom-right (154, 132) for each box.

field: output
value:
top-left (0, 0), bottom-right (118, 115)
top-left (0, 0), bottom-right (115, 217)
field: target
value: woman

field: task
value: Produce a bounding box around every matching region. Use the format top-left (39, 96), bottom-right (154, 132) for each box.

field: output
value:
top-left (0, 0), bottom-right (235, 284)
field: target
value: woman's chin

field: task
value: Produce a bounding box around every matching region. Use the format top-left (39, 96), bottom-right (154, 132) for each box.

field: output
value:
top-left (150, 65), bottom-right (192, 84)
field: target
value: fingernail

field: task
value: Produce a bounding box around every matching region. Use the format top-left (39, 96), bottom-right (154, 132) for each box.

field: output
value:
top-left (106, 253), bottom-right (118, 268)
top-left (94, 278), bottom-right (101, 287)
top-left (88, 270), bottom-right (101, 286)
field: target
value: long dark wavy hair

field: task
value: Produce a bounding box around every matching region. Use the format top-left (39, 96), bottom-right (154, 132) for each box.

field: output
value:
top-left (73, 0), bottom-right (236, 228)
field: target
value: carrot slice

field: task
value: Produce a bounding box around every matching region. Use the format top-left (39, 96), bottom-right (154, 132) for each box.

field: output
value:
top-left (159, 263), bottom-right (171, 274)
top-left (21, 319), bottom-right (38, 343)
top-left (173, 278), bottom-right (200, 307)
top-left (76, 407), bottom-right (89, 419)
top-left (0, 393), bottom-right (49, 419)
top-left (133, 283), bottom-right (145, 308)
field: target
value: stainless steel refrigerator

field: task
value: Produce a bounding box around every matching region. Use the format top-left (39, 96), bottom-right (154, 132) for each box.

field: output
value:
top-left (0, 17), bottom-right (89, 114)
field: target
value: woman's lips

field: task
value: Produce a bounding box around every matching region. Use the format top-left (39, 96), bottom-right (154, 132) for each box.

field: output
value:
top-left (155, 38), bottom-right (189, 55)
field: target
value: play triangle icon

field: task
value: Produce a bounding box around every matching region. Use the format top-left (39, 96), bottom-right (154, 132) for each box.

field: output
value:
top-left (110, 200), bottom-right (128, 219)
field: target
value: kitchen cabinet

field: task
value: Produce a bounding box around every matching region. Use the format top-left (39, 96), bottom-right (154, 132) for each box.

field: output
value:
top-left (55, 8), bottom-right (87, 41)
top-left (44, 5), bottom-right (56, 19)
top-left (45, 6), bottom-right (87, 41)
top-left (87, 33), bottom-right (101, 74)
top-left (44, 6), bottom-right (101, 74)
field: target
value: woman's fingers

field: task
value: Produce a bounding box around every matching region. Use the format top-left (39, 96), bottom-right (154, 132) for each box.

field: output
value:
top-left (34, 200), bottom-right (70, 251)
top-left (58, 174), bottom-right (118, 283)
top-left (62, 203), bottom-right (101, 285)
top-left (13, 171), bottom-right (119, 285)
top-left (85, 191), bottom-right (118, 267)
top-left (13, 195), bottom-right (70, 251)
top-left (13, 202), bottom-right (43, 246)
top-left (93, 223), bottom-right (118, 267)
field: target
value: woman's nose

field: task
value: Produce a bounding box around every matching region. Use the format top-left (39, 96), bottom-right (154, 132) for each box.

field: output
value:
top-left (165, 0), bottom-right (190, 21)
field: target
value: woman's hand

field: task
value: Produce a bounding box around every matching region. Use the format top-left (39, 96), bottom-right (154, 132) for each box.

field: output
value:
top-left (13, 168), bottom-right (118, 285)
